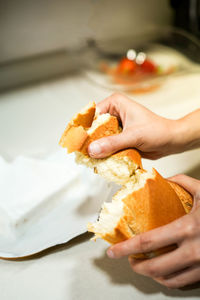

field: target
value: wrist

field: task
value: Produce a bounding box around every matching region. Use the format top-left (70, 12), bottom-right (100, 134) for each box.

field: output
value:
top-left (170, 110), bottom-right (200, 154)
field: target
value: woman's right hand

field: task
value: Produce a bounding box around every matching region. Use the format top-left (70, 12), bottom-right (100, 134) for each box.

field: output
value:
top-left (88, 93), bottom-right (200, 159)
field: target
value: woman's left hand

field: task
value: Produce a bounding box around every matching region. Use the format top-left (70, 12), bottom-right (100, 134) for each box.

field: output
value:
top-left (107, 174), bottom-right (200, 289)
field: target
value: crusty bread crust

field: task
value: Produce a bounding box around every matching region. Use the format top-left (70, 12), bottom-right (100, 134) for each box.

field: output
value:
top-left (59, 102), bottom-right (121, 155)
top-left (168, 181), bottom-right (193, 214)
top-left (111, 149), bottom-right (142, 170)
top-left (122, 169), bottom-right (186, 235)
top-left (79, 116), bottom-right (120, 155)
top-left (60, 126), bottom-right (88, 153)
top-left (72, 101), bottom-right (96, 128)
top-left (59, 101), bottom-right (96, 152)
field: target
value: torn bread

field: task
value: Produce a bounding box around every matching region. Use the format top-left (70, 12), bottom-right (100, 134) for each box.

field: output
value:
top-left (76, 149), bottom-right (142, 185)
top-left (87, 168), bottom-right (192, 258)
top-left (59, 101), bottom-right (121, 155)
top-left (87, 169), bottom-right (186, 242)
top-left (59, 101), bottom-right (142, 181)
top-left (59, 102), bottom-right (193, 258)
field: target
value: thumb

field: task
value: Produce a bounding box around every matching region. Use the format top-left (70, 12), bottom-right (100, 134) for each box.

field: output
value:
top-left (88, 131), bottom-right (137, 158)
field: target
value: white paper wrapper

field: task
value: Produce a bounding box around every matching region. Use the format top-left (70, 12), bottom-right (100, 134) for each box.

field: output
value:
top-left (0, 150), bottom-right (115, 258)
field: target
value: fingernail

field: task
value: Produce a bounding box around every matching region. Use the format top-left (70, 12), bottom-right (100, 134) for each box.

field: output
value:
top-left (89, 142), bottom-right (102, 156)
top-left (107, 249), bottom-right (115, 259)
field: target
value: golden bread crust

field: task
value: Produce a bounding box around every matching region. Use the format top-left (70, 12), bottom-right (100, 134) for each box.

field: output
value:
top-left (121, 169), bottom-right (185, 234)
top-left (73, 101), bottom-right (96, 128)
top-left (59, 102), bottom-right (121, 155)
top-left (88, 169), bottom-right (188, 258)
top-left (112, 149), bottom-right (142, 170)
top-left (168, 181), bottom-right (193, 213)
top-left (79, 116), bottom-right (120, 155)
top-left (59, 126), bottom-right (88, 153)
top-left (59, 101), bottom-right (96, 151)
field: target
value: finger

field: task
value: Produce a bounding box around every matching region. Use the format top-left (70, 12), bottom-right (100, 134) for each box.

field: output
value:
top-left (138, 151), bottom-right (163, 160)
top-left (88, 130), bottom-right (138, 158)
top-left (168, 174), bottom-right (200, 198)
top-left (154, 264), bottom-right (200, 289)
top-left (107, 215), bottom-right (189, 258)
top-left (97, 93), bottom-right (131, 116)
top-left (128, 244), bottom-right (195, 278)
top-left (96, 95), bottom-right (116, 115)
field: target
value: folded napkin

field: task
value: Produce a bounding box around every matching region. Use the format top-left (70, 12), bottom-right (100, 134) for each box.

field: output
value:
top-left (0, 149), bottom-right (114, 258)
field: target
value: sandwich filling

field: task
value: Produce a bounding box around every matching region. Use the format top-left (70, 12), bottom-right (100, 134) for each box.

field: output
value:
top-left (75, 111), bottom-right (139, 185)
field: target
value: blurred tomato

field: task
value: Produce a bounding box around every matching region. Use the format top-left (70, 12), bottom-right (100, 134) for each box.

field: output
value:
top-left (117, 58), bottom-right (136, 74)
top-left (141, 59), bottom-right (157, 73)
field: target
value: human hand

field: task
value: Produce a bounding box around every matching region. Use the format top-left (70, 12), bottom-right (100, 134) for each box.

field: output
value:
top-left (106, 174), bottom-right (200, 289)
top-left (88, 93), bottom-right (200, 159)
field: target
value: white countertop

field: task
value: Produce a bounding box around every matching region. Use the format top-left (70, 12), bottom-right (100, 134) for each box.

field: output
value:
top-left (0, 73), bottom-right (200, 299)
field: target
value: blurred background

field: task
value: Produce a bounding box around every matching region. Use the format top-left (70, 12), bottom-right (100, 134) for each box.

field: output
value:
top-left (1, 0), bottom-right (200, 90)
top-left (0, 0), bottom-right (174, 89)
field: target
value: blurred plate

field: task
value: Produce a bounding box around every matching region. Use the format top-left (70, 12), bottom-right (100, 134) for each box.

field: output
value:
top-left (84, 27), bottom-right (200, 94)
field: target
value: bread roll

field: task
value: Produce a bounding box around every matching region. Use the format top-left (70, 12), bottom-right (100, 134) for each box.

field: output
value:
top-left (59, 101), bottom-right (121, 155)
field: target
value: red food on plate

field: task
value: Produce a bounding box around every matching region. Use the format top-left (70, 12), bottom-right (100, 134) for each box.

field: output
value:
top-left (98, 54), bottom-right (174, 94)
top-left (141, 59), bottom-right (157, 73)
top-left (117, 58), bottom-right (136, 74)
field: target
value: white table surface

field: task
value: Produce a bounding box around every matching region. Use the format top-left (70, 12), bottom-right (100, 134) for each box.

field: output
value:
top-left (0, 73), bottom-right (200, 300)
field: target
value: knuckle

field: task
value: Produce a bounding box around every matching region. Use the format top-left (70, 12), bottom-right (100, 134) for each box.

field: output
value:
top-left (183, 246), bottom-right (192, 261)
top-left (130, 260), bottom-right (159, 278)
top-left (110, 92), bottom-right (128, 106)
top-left (147, 263), bottom-right (159, 277)
top-left (129, 260), bottom-right (142, 273)
top-left (111, 92), bottom-right (124, 101)
top-left (130, 127), bottom-right (144, 148)
top-left (174, 174), bottom-right (186, 181)
top-left (102, 136), bottom-right (117, 151)
top-left (183, 218), bottom-right (197, 238)
top-left (138, 234), bottom-right (152, 252)
top-left (131, 262), bottom-right (158, 277)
